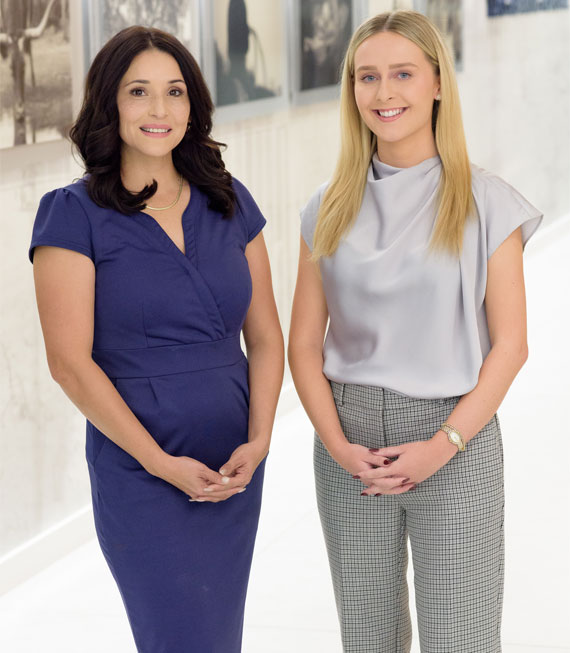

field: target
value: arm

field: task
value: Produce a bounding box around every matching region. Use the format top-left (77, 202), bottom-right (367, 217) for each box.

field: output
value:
top-left (202, 232), bottom-right (284, 496)
top-left (33, 246), bottom-right (227, 499)
top-left (358, 227), bottom-right (528, 492)
top-left (288, 238), bottom-right (411, 491)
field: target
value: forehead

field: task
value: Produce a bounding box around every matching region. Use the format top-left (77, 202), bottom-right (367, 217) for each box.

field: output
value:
top-left (123, 48), bottom-right (183, 79)
top-left (354, 31), bottom-right (427, 68)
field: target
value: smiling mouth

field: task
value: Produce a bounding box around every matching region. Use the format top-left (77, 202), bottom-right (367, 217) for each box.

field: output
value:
top-left (375, 108), bottom-right (407, 118)
top-left (140, 127), bottom-right (171, 133)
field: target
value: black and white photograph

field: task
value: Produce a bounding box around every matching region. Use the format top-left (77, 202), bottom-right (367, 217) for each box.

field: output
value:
top-left (88, 0), bottom-right (199, 63)
top-left (212, 0), bottom-right (284, 108)
top-left (299, 0), bottom-right (353, 92)
top-left (0, 0), bottom-right (72, 148)
top-left (415, 0), bottom-right (463, 69)
top-left (488, 0), bottom-right (568, 16)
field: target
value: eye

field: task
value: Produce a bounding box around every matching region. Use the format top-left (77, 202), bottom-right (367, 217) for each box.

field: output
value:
top-left (168, 88), bottom-right (184, 97)
top-left (361, 74), bottom-right (377, 82)
top-left (397, 72), bottom-right (411, 80)
top-left (130, 87), bottom-right (146, 96)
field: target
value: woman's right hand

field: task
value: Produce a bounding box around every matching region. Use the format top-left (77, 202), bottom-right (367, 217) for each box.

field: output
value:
top-left (155, 454), bottom-right (243, 502)
top-left (332, 442), bottom-right (414, 494)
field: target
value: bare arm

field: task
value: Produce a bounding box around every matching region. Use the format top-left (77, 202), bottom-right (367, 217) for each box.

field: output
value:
top-left (33, 246), bottom-right (226, 498)
top-left (288, 238), bottom-right (410, 490)
top-left (359, 227), bottom-right (529, 491)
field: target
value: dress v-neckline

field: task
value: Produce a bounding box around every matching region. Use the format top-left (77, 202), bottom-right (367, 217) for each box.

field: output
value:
top-left (137, 185), bottom-right (197, 263)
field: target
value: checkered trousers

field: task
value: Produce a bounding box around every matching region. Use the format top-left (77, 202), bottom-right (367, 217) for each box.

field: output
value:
top-left (314, 381), bottom-right (504, 653)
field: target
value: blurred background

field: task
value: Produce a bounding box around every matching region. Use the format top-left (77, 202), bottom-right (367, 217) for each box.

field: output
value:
top-left (1, 0), bottom-right (569, 651)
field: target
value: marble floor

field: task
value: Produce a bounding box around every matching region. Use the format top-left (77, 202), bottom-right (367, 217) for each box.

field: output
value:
top-left (1, 220), bottom-right (569, 652)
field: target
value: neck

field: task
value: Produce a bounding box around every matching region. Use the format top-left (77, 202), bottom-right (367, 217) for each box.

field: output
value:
top-left (377, 132), bottom-right (438, 169)
top-left (120, 148), bottom-right (180, 193)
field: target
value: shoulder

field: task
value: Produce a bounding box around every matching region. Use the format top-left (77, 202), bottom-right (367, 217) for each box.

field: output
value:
top-left (229, 175), bottom-right (266, 243)
top-left (299, 180), bottom-right (329, 251)
top-left (470, 164), bottom-right (540, 220)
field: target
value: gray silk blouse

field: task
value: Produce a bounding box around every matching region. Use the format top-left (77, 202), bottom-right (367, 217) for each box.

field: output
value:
top-left (300, 154), bottom-right (543, 399)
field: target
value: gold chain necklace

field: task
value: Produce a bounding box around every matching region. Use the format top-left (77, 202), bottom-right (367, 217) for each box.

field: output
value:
top-left (145, 175), bottom-right (183, 211)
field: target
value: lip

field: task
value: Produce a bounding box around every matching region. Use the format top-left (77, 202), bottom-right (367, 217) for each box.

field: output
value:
top-left (140, 124), bottom-right (172, 138)
top-left (374, 107), bottom-right (408, 122)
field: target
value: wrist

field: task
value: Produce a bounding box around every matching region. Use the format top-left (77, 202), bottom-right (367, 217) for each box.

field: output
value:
top-left (142, 448), bottom-right (173, 478)
top-left (429, 430), bottom-right (458, 462)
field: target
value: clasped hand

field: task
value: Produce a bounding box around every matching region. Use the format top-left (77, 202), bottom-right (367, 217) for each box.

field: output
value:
top-left (157, 441), bottom-right (268, 503)
top-left (336, 440), bottom-right (454, 496)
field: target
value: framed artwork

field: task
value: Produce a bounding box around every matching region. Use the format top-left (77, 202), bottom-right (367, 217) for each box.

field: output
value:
top-left (367, 0), bottom-right (463, 69)
top-left (291, 0), bottom-right (364, 105)
top-left (488, 0), bottom-right (568, 16)
top-left (201, 0), bottom-right (289, 123)
top-left (84, 0), bottom-right (201, 66)
top-left (0, 0), bottom-right (75, 149)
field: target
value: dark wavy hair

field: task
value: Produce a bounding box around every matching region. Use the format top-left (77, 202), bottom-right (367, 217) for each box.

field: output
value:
top-left (70, 26), bottom-right (235, 217)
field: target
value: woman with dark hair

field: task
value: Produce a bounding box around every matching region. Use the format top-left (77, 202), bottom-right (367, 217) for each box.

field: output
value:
top-left (29, 26), bottom-right (283, 652)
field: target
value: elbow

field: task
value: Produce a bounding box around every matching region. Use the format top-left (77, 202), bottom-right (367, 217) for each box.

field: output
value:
top-left (46, 352), bottom-right (89, 387)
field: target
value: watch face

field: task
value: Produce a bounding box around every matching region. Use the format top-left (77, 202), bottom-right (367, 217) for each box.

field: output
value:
top-left (449, 432), bottom-right (461, 443)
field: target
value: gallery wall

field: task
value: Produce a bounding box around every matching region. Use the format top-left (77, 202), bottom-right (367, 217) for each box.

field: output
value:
top-left (0, 0), bottom-right (568, 578)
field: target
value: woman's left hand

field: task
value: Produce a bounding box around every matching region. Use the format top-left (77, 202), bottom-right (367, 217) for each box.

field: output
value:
top-left (194, 441), bottom-right (268, 500)
top-left (355, 439), bottom-right (455, 495)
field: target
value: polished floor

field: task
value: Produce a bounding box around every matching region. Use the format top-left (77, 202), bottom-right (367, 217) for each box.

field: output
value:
top-left (1, 220), bottom-right (569, 652)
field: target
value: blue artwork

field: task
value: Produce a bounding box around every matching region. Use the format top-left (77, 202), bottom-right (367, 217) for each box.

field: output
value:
top-left (488, 0), bottom-right (568, 16)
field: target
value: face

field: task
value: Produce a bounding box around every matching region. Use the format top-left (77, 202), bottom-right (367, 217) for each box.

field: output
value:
top-left (353, 31), bottom-right (440, 154)
top-left (116, 48), bottom-right (191, 160)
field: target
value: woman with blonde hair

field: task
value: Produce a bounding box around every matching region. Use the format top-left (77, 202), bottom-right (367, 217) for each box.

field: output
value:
top-left (289, 10), bottom-right (541, 652)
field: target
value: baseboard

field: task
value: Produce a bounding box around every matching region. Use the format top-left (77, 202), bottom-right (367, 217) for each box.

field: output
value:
top-left (0, 505), bottom-right (96, 596)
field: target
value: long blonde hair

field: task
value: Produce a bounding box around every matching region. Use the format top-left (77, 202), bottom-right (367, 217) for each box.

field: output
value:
top-left (312, 10), bottom-right (474, 260)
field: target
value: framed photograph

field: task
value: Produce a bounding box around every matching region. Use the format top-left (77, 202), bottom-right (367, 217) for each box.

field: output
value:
top-left (200, 0), bottom-right (289, 123)
top-left (291, 0), bottom-right (364, 105)
top-left (366, 1), bottom-right (462, 69)
top-left (0, 0), bottom-right (76, 149)
top-left (85, 0), bottom-right (201, 66)
top-left (488, 0), bottom-right (568, 16)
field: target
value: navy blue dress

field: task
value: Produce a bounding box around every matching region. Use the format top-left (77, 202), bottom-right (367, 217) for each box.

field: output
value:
top-left (29, 177), bottom-right (267, 652)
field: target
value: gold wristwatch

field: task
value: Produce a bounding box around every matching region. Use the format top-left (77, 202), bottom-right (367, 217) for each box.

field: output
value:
top-left (440, 422), bottom-right (466, 452)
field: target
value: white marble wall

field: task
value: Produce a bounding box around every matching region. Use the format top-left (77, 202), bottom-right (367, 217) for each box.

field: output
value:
top-left (1, 3), bottom-right (568, 559)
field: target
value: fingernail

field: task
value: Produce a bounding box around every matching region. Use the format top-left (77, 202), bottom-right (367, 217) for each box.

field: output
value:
top-left (375, 493), bottom-right (382, 496)
top-left (352, 475), bottom-right (360, 480)
top-left (238, 488), bottom-right (246, 493)
top-left (204, 487), bottom-right (213, 492)
top-left (360, 492), bottom-right (367, 496)
top-left (401, 478), bottom-right (410, 485)
top-left (220, 468), bottom-right (227, 476)
top-left (221, 476), bottom-right (230, 485)
top-left (409, 485), bottom-right (417, 491)
top-left (369, 448), bottom-right (379, 452)
top-left (383, 459), bottom-right (391, 466)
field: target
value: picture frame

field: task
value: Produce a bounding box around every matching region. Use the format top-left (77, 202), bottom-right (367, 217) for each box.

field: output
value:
top-left (83, 0), bottom-right (202, 67)
top-left (0, 0), bottom-right (79, 150)
top-left (290, 0), bottom-right (366, 106)
top-left (487, 0), bottom-right (568, 16)
top-left (200, 0), bottom-right (289, 124)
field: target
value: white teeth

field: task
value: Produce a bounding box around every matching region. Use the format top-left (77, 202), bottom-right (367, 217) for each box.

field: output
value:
top-left (378, 108), bottom-right (404, 117)
top-left (141, 127), bottom-right (170, 133)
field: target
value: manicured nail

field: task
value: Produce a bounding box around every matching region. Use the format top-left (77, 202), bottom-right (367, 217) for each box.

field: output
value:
top-left (204, 487), bottom-right (213, 492)
top-left (190, 499), bottom-right (205, 502)
top-left (409, 485), bottom-right (417, 491)
top-left (352, 475), bottom-right (360, 480)
top-left (360, 492), bottom-right (367, 496)
top-left (401, 478), bottom-right (410, 485)
top-left (238, 488), bottom-right (246, 493)
top-left (221, 476), bottom-right (230, 485)
top-left (220, 468), bottom-right (227, 476)
top-left (375, 493), bottom-right (382, 496)
top-left (369, 448), bottom-right (379, 452)
top-left (383, 459), bottom-right (392, 466)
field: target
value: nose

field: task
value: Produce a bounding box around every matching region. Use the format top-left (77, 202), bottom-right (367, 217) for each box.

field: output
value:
top-left (149, 94), bottom-right (167, 118)
top-left (375, 78), bottom-right (395, 103)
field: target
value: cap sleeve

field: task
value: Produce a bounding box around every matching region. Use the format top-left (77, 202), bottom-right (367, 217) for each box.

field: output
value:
top-left (29, 187), bottom-right (94, 263)
top-left (232, 177), bottom-right (266, 243)
top-left (300, 182), bottom-right (328, 252)
top-left (482, 173), bottom-right (543, 260)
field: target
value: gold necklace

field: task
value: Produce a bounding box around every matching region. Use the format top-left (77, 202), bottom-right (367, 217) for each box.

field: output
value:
top-left (146, 175), bottom-right (183, 211)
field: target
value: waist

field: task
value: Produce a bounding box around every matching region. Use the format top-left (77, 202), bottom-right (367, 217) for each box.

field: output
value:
top-left (92, 336), bottom-right (244, 379)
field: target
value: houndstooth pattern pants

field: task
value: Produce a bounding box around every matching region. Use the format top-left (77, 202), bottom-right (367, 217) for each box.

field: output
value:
top-left (314, 382), bottom-right (504, 653)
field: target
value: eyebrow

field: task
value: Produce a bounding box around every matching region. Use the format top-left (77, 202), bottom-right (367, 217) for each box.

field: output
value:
top-left (355, 62), bottom-right (419, 73)
top-left (125, 79), bottom-right (186, 85)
